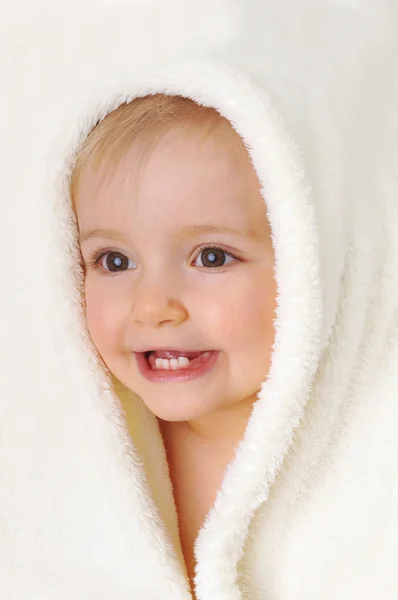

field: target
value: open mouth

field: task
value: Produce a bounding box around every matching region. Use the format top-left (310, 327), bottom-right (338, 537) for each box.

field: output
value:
top-left (135, 349), bottom-right (220, 382)
top-left (143, 350), bottom-right (214, 371)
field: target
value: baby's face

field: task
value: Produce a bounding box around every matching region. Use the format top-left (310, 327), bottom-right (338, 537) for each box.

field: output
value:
top-left (75, 119), bottom-right (277, 427)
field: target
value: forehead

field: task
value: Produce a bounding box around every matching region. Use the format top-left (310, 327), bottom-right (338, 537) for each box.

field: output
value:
top-left (75, 121), bottom-right (266, 232)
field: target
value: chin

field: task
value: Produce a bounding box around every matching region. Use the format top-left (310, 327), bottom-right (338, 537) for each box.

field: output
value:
top-left (142, 396), bottom-right (215, 424)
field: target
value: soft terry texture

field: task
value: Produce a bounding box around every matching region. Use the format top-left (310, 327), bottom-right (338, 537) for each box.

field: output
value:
top-left (1, 1), bottom-right (398, 599)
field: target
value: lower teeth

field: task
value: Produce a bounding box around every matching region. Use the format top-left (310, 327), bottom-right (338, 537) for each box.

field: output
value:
top-left (149, 351), bottom-right (212, 371)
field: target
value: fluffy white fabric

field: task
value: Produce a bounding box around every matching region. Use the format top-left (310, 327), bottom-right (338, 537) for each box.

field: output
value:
top-left (1, 0), bottom-right (397, 598)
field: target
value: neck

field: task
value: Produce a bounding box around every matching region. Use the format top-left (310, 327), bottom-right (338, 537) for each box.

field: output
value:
top-left (160, 393), bottom-right (257, 450)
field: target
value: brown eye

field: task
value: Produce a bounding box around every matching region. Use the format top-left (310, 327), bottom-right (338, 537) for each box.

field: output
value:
top-left (101, 252), bottom-right (134, 272)
top-left (194, 247), bottom-right (236, 269)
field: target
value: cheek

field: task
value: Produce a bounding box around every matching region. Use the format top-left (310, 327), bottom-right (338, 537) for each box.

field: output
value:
top-left (84, 279), bottom-right (121, 350)
top-left (198, 274), bottom-right (277, 349)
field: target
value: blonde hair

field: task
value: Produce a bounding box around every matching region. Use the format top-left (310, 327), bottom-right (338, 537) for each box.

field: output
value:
top-left (70, 93), bottom-right (245, 202)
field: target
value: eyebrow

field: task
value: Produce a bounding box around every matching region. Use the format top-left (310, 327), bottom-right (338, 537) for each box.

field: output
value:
top-left (79, 224), bottom-right (264, 244)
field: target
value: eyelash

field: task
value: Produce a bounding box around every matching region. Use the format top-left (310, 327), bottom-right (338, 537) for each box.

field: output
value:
top-left (86, 244), bottom-right (240, 276)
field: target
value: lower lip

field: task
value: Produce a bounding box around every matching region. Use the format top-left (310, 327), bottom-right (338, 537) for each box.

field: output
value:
top-left (134, 351), bottom-right (220, 382)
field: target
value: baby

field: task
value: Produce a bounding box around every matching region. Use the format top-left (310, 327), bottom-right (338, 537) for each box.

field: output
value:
top-left (71, 93), bottom-right (277, 584)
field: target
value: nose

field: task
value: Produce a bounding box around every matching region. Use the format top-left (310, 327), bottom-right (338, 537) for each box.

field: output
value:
top-left (131, 277), bottom-right (188, 327)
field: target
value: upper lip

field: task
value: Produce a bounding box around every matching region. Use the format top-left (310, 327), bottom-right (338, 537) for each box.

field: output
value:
top-left (134, 347), bottom-right (211, 353)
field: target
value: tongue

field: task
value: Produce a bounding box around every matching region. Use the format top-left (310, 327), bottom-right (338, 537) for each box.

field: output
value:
top-left (152, 350), bottom-right (205, 360)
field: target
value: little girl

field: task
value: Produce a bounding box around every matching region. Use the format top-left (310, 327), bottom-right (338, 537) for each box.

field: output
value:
top-left (71, 94), bottom-right (277, 589)
top-left (2, 1), bottom-right (397, 598)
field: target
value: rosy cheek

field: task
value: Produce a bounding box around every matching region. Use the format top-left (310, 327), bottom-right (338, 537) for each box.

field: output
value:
top-left (85, 292), bottom-right (107, 339)
top-left (85, 309), bottom-right (101, 345)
